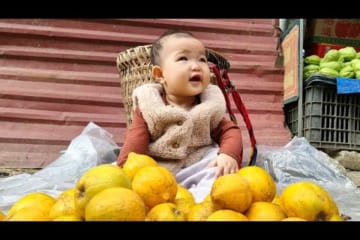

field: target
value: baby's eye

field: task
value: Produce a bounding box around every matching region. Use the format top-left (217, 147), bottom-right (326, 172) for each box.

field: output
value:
top-left (177, 56), bottom-right (188, 61)
top-left (200, 57), bottom-right (207, 62)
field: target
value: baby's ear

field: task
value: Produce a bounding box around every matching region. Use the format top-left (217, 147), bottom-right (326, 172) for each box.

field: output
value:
top-left (152, 65), bottom-right (164, 83)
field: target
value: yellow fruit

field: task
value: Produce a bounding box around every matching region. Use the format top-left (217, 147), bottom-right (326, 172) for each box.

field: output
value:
top-left (201, 193), bottom-right (222, 211)
top-left (187, 201), bottom-right (215, 221)
top-left (246, 202), bottom-right (286, 221)
top-left (85, 187), bottom-right (146, 221)
top-left (175, 198), bottom-right (195, 220)
top-left (49, 188), bottom-right (81, 220)
top-left (186, 203), bottom-right (214, 221)
top-left (202, 194), bottom-right (212, 203)
top-left (328, 214), bottom-right (345, 221)
top-left (280, 181), bottom-right (339, 221)
top-left (74, 164), bottom-right (132, 218)
top-left (210, 173), bottom-right (253, 213)
top-left (237, 166), bottom-right (276, 203)
top-left (7, 192), bottom-right (56, 217)
top-left (272, 194), bottom-right (286, 213)
top-left (0, 210), bottom-right (6, 220)
top-left (53, 215), bottom-right (82, 221)
top-left (281, 217), bottom-right (307, 221)
top-left (174, 185), bottom-right (196, 219)
top-left (132, 166), bottom-right (177, 208)
top-left (186, 194), bottom-right (222, 221)
top-left (123, 152), bottom-right (158, 181)
top-left (146, 203), bottom-right (186, 221)
top-left (272, 194), bottom-right (281, 205)
top-left (175, 184), bottom-right (195, 202)
top-left (207, 209), bottom-right (248, 221)
top-left (5, 207), bottom-right (49, 221)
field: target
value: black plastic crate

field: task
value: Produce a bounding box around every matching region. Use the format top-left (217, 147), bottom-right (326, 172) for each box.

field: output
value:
top-left (284, 101), bottom-right (299, 137)
top-left (284, 74), bottom-right (360, 151)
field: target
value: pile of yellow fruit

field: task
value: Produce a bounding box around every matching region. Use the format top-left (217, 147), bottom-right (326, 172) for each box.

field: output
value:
top-left (0, 152), bottom-right (348, 221)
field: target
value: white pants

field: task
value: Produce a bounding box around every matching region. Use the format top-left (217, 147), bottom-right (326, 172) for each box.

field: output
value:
top-left (175, 147), bottom-right (218, 203)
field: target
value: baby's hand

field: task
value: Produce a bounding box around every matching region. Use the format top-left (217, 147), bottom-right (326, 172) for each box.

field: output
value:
top-left (207, 153), bottom-right (238, 178)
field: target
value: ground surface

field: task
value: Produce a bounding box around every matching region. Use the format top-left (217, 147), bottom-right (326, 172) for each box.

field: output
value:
top-left (0, 168), bottom-right (40, 178)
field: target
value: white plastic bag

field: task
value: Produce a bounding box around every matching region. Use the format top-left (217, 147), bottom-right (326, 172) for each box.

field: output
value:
top-left (257, 136), bottom-right (360, 221)
top-left (0, 122), bottom-right (119, 214)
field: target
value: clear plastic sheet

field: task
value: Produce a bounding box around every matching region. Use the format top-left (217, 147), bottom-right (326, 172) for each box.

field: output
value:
top-left (257, 136), bottom-right (360, 221)
top-left (0, 122), bottom-right (119, 214)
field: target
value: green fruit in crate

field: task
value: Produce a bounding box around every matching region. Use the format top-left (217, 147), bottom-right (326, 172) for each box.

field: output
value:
top-left (351, 59), bottom-right (360, 71)
top-left (319, 61), bottom-right (342, 72)
top-left (322, 49), bottom-right (339, 63)
top-left (303, 65), bottom-right (319, 80)
top-left (303, 70), bottom-right (318, 80)
top-left (339, 66), bottom-right (355, 78)
top-left (343, 62), bottom-right (352, 68)
top-left (319, 68), bottom-right (339, 77)
top-left (355, 71), bottom-right (360, 79)
top-left (338, 46), bottom-right (357, 61)
top-left (303, 64), bottom-right (319, 72)
top-left (356, 52), bottom-right (360, 59)
top-left (304, 55), bottom-right (321, 65)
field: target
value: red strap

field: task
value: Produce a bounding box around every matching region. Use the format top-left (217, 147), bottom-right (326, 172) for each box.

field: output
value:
top-left (211, 65), bottom-right (257, 166)
top-left (212, 67), bottom-right (237, 124)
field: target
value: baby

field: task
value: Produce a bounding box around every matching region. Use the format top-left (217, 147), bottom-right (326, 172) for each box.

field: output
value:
top-left (117, 29), bottom-right (243, 201)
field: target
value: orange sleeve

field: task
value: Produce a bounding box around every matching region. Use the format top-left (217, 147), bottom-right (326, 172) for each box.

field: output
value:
top-left (211, 118), bottom-right (243, 166)
top-left (116, 107), bottom-right (150, 166)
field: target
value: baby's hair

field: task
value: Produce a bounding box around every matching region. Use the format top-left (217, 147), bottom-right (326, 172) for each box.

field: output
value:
top-left (150, 29), bottom-right (198, 65)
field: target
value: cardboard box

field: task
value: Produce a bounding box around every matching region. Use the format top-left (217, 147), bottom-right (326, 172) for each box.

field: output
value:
top-left (306, 19), bottom-right (360, 47)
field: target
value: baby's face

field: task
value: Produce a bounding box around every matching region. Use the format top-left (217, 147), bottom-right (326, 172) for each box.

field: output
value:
top-left (158, 35), bottom-right (211, 98)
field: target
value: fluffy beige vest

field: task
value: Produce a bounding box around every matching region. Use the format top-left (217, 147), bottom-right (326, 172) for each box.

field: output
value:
top-left (132, 83), bottom-right (226, 173)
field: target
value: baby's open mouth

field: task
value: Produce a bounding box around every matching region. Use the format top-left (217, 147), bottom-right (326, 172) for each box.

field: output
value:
top-left (190, 75), bottom-right (201, 82)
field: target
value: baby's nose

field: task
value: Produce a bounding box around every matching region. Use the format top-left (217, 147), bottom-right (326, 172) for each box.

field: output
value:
top-left (190, 60), bottom-right (201, 70)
